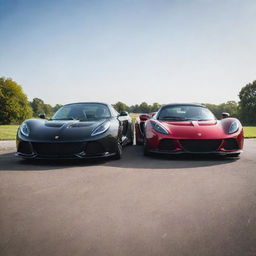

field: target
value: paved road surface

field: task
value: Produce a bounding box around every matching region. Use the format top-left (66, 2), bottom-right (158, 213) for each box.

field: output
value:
top-left (0, 139), bottom-right (256, 256)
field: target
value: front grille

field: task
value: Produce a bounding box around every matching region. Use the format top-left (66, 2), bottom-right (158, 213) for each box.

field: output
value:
top-left (223, 138), bottom-right (239, 150)
top-left (179, 139), bottom-right (222, 152)
top-left (18, 141), bottom-right (32, 154)
top-left (86, 142), bottom-right (105, 155)
top-left (158, 139), bottom-right (176, 151)
top-left (32, 142), bottom-right (85, 156)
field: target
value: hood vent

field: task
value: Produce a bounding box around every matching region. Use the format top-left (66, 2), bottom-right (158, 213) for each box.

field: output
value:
top-left (45, 122), bottom-right (65, 128)
top-left (165, 121), bottom-right (217, 126)
top-left (69, 122), bottom-right (94, 128)
top-left (198, 121), bottom-right (217, 126)
top-left (165, 121), bottom-right (193, 126)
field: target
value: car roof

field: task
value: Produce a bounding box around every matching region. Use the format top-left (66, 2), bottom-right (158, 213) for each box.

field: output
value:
top-left (63, 102), bottom-right (109, 107)
top-left (162, 103), bottom-right (206, 108)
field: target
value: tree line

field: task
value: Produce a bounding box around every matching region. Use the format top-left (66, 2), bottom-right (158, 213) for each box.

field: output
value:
top-left (1, 76), bottom-right (256, 125)
top-left (113, 100), bottom-right (241, 120)
top-left (30, 98), bottom-right (62, 118)
top-left (112, 90), bottom-right (255, 123)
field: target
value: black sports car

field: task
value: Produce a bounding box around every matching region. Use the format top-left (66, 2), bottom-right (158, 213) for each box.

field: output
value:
top-left (16, 102), bottom-right (133, 160)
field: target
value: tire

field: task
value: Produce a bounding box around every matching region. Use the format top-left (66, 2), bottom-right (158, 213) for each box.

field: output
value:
top-left (113, 142), bottom-right (122, 160)
top-left (125, 124), bottom-right (134, 146)
top-left (135, 123), bottom-right (143, 145)
top-left (143, 139), bottom-right (150, 156)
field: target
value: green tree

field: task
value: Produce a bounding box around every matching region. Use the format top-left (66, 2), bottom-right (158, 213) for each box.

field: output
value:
top-left (239, 80), bottom-right (256, 125)
top-left (44, 103), bottom-right (54, 116)
top-left (150, 103), bottom-right (161, 112)
top-left (129, 104), bottom-right (139, 113)
top-left (113, 101), bottom-right (128, 113)
top-left (0, 77), bottom-right (32, 124)
top-left (204, 101), bottom-right (238, 119)
top-left (30, 98), bottom-right (45, 116)
top-left (30, 98), bottom-right (54, 117)
top-left (128, 102), bottom-right (161, 113)
top-left (139, 102), bottom-right (150, 113)
top-left (220, 101), bottom-right (238, 118)
top-left (53, 104), bottom-right (63, 113)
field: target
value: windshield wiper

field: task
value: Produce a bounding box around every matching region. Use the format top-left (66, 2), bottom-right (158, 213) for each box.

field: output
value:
top-left (197, 119), bottom-right (215, 121)
top-left (160, 116), bottom-right (186, 120)
top-left (51, 118), bottom-right (78, 121)
top-left (79, 117), bottom-right (109, 121)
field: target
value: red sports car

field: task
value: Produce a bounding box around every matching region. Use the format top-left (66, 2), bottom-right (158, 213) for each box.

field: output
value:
top-left (140, 103), bottom-right (244, 157)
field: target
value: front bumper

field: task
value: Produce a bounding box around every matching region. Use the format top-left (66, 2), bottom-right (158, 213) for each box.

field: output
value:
top-left (15, 151), bottom-right (116, 159)
top-left (148, 149), bottom-right (243, 155)
top-left (16, 135), bottom-right (118, 159)
top-left (146, 137), bottom-right (243, 156)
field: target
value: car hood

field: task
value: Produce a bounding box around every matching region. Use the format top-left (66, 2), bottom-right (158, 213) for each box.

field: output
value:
top-left (159, 119), bottom-right (237, 139)
top-left (23, 119), bottom-right (108, 141)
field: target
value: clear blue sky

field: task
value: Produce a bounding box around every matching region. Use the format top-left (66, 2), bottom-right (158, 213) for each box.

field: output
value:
top-left (1, 0), bottom-right (255, 106)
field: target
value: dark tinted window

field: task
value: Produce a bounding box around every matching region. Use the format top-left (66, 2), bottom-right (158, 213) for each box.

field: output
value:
top-left (158, 105), bottom-right (215, 121)
top-left (52, 103), bottom-right (111, 121)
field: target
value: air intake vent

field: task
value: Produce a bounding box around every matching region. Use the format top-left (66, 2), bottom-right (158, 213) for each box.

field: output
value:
top-left (223, 138), bottom-right (239, 150)
top-left (32, 142), bottom-right (85, 155)
top-left (158, 139), bottom-right (176, 151)
top-left (18, 141), bottom-right (32, 154)
top-left (179, 139), bottom-right (222, 152)
top-left (86, 142), bottom-right (105, 155)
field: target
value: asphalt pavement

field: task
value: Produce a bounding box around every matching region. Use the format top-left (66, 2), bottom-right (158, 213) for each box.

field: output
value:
top-left (0, 139), bottom-right (256, 256)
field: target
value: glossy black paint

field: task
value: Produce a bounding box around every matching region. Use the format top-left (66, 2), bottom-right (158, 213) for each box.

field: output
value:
top-left (16, 102), bottom-right (133, 159)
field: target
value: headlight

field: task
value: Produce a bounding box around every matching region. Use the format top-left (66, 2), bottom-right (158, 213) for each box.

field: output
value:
top-left (91, 121), bottom-right (110, 136)
top-left (150, 121), bottom-right (169, 134)
top-left (228, 121), bottom-right (239, 134)
top-left (20, 122), bottom-right (30, 137)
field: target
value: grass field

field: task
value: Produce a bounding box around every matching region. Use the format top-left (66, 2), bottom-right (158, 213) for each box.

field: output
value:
top-left (0, 125), bottom-right (19, 140)
top-left (0, 124), bottom-right (255, 140)
top-left (243, 126), bottom-right (256, 138)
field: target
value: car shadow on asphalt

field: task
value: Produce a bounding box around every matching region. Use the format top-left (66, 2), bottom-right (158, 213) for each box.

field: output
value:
top-left (0, 145), bottom-right (239, 171)
top-left (0, 151), bottom-right (107, 171)
top-left (105, 145), bottom-right (239, 169)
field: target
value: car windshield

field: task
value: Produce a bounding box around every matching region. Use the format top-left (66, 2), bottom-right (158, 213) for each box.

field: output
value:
top-left (157, 105), bottom-right (216, 121)
top-left (51, 103), bottom-right (111, 121)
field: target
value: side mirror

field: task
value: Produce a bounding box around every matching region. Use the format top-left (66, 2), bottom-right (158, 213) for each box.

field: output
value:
top-left (119, 111), bottom-right (128, 116)
top-left (38, 113), bottom-right (46, 119)
top-left (139, 114), bottom-right (150, 121)
top-left (222, 112), bottom-right (230, 119)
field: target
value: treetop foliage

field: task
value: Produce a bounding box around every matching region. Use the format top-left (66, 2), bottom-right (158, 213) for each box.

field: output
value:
top-left (0, 77), bottom-right (32, 124)
top-left (30, 98), bottom-right (62, 117)
top-left (113, 101), bottom-right (161, 114)
top-left (239, 80), bottom-right (256, 125)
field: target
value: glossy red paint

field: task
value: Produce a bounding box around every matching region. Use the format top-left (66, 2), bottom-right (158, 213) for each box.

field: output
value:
top-left (141, 105), bottom-right (244, 156)
top-left (139, 114), bottom-right (150, 121)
